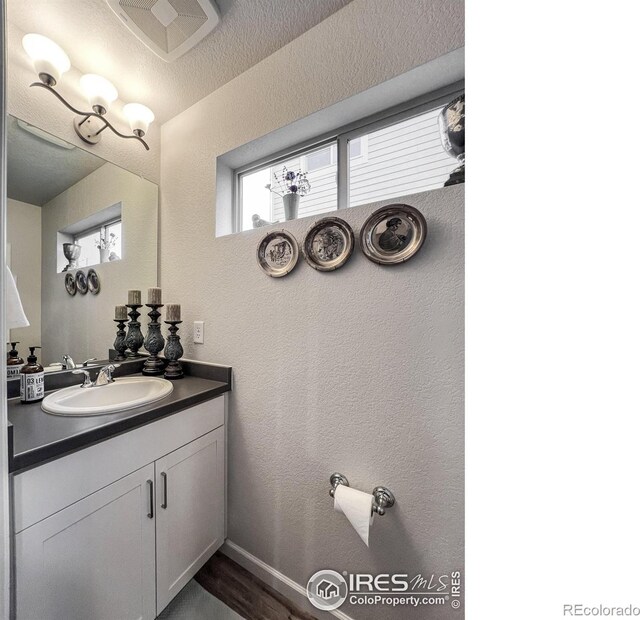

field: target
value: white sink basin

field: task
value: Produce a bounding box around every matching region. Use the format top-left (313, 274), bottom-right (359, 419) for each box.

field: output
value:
top-left (42, 377), bottom-right (174, 416)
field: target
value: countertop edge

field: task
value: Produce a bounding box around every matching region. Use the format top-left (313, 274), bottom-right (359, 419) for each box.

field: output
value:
top-left (9, 381), bottom-right (230, 474)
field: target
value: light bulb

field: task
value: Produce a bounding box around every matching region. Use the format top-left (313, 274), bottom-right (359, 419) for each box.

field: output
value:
top-left (80, 74), bottom-right (118, 115)
top-left (123, 103), bottom-right (155, 137)
top-left (22, 34), bottom-right (71, 86)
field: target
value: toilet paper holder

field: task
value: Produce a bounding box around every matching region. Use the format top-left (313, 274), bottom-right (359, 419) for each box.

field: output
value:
top-left (329, 472), bottom-right (396, 516)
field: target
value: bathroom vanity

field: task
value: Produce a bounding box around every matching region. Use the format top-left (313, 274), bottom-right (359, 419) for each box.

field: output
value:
top-left (7, 362), bottom-right (231, 620)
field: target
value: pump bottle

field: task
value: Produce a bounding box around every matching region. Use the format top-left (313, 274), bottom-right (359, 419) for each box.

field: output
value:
top-left (7, 342), bottom-right (25, 379)
top-left (20, 346), bottom-right (45, 404)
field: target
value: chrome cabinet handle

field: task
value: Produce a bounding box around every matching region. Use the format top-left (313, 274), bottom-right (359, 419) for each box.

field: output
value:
top-left (161, 472), bottom-right (168, 509)
top-left (147, 480), bottom-right (153, 519)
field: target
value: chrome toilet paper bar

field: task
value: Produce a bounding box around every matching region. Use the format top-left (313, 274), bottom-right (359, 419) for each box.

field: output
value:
top-left (329, 472), bottom-right (396, 516)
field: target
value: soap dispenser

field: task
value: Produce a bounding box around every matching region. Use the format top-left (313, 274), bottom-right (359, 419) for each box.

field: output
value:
top-left (7, 342), bottom-right (25, 379)
top-left (20, 346), bottom-right (45, 404)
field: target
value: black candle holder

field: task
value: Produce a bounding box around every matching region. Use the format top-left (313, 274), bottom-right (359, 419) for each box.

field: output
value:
top-left (124, 304), bottom-right (144, 357)
top-left (164, 321), bottom-right (184, 380)
top-left (142, 304), bottom-right (165, 376)
top-left (113, 318), bottom-right (128, 361)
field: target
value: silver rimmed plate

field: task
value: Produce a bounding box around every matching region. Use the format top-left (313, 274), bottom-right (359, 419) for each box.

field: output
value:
top-left (87, 268), bottom-right (100, 295)
top-left (360, 204), bottom-right (427, 265)
top-left (75, 270), bottom-right (88, 295)
top-left (257, 230), bottom-right (299, 278)
top-left (64, 272), bottom-right (76, 296)
top-left (303, 217), bottom-right (354, 272)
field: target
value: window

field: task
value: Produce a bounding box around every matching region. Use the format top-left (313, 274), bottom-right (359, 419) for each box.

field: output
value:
top-left (239, 146), bottom-right (338, 231)
top-left (74, 219), bottom-right (122, 268)
top-left (304, 145), bottom-right (333, 172)
top-left (349, 108), bottom-right (455, 207)
top-left (235, 91), bottom-right (462, 232)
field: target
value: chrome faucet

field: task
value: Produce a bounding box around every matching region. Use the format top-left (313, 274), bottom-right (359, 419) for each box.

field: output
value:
top-left (72, 363), bottom-right (120, 388)
top-left (95, 364), bottom-right (120, 386)
top-left (63, 356), bottom-right (97, 370)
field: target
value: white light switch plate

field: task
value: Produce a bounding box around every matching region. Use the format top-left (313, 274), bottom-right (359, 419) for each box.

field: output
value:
top-left (193, 321), bottom-right (204, 344)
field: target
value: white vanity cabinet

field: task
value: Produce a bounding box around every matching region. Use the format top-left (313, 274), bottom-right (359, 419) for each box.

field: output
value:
top-left (12, 396), bottom-right (226, 620)
top-left (15, 464), bottom-right (157, 620)
top-left (155, 427), bottom-right (224, 612)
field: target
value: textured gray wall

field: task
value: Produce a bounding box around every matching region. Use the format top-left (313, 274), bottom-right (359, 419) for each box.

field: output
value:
top-left (159, 1), bottom-right (465, 618)
top-left (230, 189), bottom-right (463, 620)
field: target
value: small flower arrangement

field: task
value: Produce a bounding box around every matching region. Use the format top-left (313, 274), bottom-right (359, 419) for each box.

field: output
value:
top-left (96, 232), bottom-right (117, 250)
top-left (265, 166), bottom-right (311, 197)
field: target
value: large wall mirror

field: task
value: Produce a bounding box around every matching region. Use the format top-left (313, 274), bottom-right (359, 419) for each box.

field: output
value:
top-left (6, 114), bottom-right (158, 371)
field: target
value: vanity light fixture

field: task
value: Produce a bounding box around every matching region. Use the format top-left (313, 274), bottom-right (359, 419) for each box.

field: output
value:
top-left (123, 103), bottom-right (155, 138)
top-left (22, 34), bottom-right (154, 150)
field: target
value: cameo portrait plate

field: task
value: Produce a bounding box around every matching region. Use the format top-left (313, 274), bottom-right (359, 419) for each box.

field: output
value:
top-left (303, 217), bottom-right (354, 272)
top-left (360, 204), bottom-right (427, 265)
top-left (87, 268), bottom-right (100, 295)
top-left (75, 270), bottom-right (89, 295)
top-left (257, 230), bottom-right (299, 277)
top-left (64, 272), bottom-right (77, 296)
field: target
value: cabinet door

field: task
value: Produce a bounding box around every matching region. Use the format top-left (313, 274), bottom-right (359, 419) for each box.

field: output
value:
top-left (15, 463), bottom-right (156, 620)
top-left (155, 427), bottom-right (225, 613)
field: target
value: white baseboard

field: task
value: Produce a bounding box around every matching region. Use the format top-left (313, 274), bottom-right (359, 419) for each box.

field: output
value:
top-left (222, 540), bottom-right (355, 620)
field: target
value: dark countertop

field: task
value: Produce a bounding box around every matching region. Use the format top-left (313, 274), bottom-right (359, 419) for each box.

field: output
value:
top-left (8, 364), bottom-right (231, 474)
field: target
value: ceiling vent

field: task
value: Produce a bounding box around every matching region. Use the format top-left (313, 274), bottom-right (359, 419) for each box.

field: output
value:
top-left (106, 0), bottom-right (220, 62)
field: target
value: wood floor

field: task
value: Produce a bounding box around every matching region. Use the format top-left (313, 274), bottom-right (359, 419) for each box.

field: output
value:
top-left (195, 551), bottom-right (318, 620)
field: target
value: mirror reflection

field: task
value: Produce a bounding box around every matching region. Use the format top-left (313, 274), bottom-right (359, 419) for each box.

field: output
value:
top-left (6, 114), bottom-right (158, 371)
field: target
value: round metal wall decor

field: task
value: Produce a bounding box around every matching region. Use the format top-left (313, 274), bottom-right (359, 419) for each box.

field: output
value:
top-left (64, 272), bottom-right (77, 296)
top-left (360, 204), bottom-right (427, 265)
top-left (87, 268), bottom-right (100, 295)
top-left (257, 230), bottom-right (299, 278)
top-left (75, 270), bottom-right (88, 295)
top-left (303, 217), bottom-right (354, 272)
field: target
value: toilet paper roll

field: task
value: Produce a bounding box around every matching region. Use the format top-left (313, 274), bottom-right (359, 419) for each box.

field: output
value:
top-left (334, 484), bottom-right (374, 546)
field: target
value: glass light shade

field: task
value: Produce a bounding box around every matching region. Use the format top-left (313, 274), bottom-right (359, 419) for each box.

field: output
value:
top-left (123, 103), bottom-right (155, 137)
top-left (22, 34), bottom-right (71, 85)
top-left (80, 74), bottom-right (118, 114)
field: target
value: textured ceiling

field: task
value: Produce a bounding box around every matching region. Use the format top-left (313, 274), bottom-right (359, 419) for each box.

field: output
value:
top-left (7, 0), bottom-right (353, 124)
top-left (6, 115), bottom-right (108, 206)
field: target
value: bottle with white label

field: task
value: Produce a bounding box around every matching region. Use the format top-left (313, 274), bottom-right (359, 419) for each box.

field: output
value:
top-left (7, 342), bottom-right (25, 379)
top-left (20, 346), bottom-right (45, 404)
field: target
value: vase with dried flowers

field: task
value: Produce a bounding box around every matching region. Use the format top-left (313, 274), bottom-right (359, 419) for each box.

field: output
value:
top-left (97, 232), bottom-right (118, 263)
top-left (265, 166), bottom-right (311, 221)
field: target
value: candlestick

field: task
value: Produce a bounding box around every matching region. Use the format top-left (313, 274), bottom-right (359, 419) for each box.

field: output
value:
top-left (165, 304), bottom-right (181, 322)
top-left (128, 290), bottom-right (141, 305)
top-left (113, 318), bottom-right (128, 361)
top-left (142, 303), bottom-right (165, 376)
top-left (147, 287), bottom-right (162, 304)
top-left (124, 304), bottom-right (144, 357)
top-left (164, 320), bottom-right (184, 380)
top-left (115, 305), bottom-right (127, 320)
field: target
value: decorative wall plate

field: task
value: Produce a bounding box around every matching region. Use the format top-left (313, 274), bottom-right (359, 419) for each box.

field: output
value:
top-left (360, 204), bottom-right (427, 265)
top-left (87, 269), bottom-right (100, 295)
top-left (64, 272), bottom-right (77, 296)
top-left (257, 230), bottom-right (299, 278)
top-left (75, 270), bottom-right (88, 295)
top-left (303, 217), bottom-right (354, 272)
